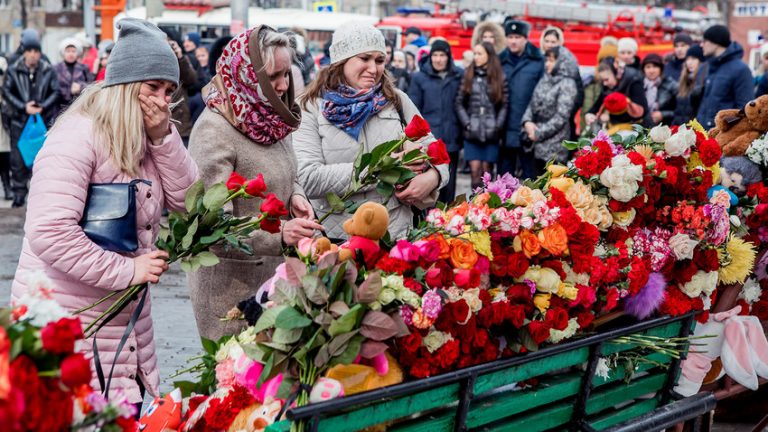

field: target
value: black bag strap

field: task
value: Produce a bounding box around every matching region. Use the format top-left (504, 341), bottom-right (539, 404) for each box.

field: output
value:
top-left (93, 284), bottom-right (148, 399)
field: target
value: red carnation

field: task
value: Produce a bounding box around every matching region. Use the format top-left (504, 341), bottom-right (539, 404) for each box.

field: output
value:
top-left (506, 253), bottom-right (530, 278)
top-left (260, 193), bottom-right (288, 218)
top-left (225, 171), bottom-right (247, 191)
top-left (527, 321), bottom-right (552, 345)
top-left (698, 138), bottom-right (722, 167)
top-left (577, 311), bottom-right (595, 329)
top-left (604, 288), bottom-right (620, 312)
top-left (752, 300), bottom-right (768, 321)
top-left (427, 139), bottom-right (451, 165)
top-left (604, 92), bottom-right (628, 115)
top-left (409, 359), bottom-right (432, 378)
top-left (627, 256), bottom-right (650, 296)
top-left (508, 305), bottom-right (526, 328)
top-left (454, 269), bottom-right (480, 289)
top-left (399, 332), bottom-right (422, 354)
top-left (404, 115), bottom-right (431, 140)
top-left (244, 173), bottom-right (267, 198)
top-left (60, 353), bottom-right (92, 389)
top-left (41, 317), bottom-right (84, 354)
top-left (403, 278), bottom-right (424, 295)
top-left (377, 255), bottom-right (415, 275)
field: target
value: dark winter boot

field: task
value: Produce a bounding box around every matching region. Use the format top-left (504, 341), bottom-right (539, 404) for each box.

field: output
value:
top-left (1, 171), bottom-right (10, 200)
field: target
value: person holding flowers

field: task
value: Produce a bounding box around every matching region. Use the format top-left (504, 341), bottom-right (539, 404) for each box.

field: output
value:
top-left (187, 26), bottom-right (322, 340)
top-left (585, 56), bottom-right (648, 135)
top-left (11, 18), bottom-right (199, 409)
top-left (294, 23), bottom-right (448, 240)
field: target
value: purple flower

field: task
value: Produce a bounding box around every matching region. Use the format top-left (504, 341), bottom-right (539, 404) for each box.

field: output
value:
top-left (523, 279), bottom-right (536, 296)
top-left (422, 289), bottom-right (443, 320)
top-left (478, 172), bottom-right (521, 202)
top-left (400, 306), bottom-right (414, 326)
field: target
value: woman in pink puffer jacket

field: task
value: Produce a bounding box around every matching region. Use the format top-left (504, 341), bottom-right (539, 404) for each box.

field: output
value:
top-left (11, 18), bottom-right (198, 408)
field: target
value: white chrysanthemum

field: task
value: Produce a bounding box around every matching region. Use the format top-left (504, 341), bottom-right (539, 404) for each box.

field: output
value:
top-left (740, 278), bottom-right (763, 304)
top-left (237, 326), bottom-right (258, 345)
top-left (650, 125), bottom-right (672, 143)
top-left (16, 296), bottom-right (68, 327)
top-left (746, 133), bottom-right (768, 167)
top-left (547, 318), bottom-right (580, 344)
top-left (595, 357), bottom-right (611, 380)
top-left (679, 271), bottom-right (718, 298)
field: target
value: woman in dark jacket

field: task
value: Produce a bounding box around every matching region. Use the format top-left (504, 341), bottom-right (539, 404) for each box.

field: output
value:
top-left (454, 42), bottom-right (508, 189)
top-left (642, 53), bottom-right (677, 125)
top-left (522, 46), bottom-right (579, 169)
top-left (585, 57), bottom-right (648, 135)
top-left (672, 45), bottom-right (707, 126)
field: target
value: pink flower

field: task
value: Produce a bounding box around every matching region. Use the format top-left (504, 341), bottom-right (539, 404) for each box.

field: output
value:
top-left (475, 256), bottom-right (490, 274)
top-left (400, 306), bottom-right (414, 326)
top-left (414, 240), bottom-right (440, 262)
top-left (390, 240), bottom-right (420, 262)
top-left (421, 289), bottom-right (443, 320)
top-left (215, 358), bottom-right (236, 388)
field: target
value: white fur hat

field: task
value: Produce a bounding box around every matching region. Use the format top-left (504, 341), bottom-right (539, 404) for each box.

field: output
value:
top-left (330, 23), bottom-right (386, 65)
top-left (59, 37), bottom-right (83, 56)
top-left (617, 37), bottom-right (638, 54)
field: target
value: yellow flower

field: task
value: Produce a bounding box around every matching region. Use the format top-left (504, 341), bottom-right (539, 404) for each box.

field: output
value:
top-left (460, 230), bottom-right (493, 259)
top-left (547, 164), bottom-right (569, 177)
top-left (688, 153), bottom-right (721, 184)
top-left (533, 293), bottom-right (552, 313)
top-left (549, 176), bottom-right (575, 192)
top-left (718, 236), bottom-right (756, 285)
top-left (557, 282), bottom-right (579, 301)
top-left (611, 209), bottom-right (636, 228)
top-left (687, 119), bottom-right (708, 136)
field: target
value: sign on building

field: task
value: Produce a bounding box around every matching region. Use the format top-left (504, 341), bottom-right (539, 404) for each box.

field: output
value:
top-left (313, 0), bottom-right (336, 12)
top-left (734, 2), bottom-right (768, 17)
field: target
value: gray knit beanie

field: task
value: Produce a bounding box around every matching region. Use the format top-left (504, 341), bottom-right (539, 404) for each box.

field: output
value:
top-left (330, 23), bottom-right (386, 65)
top-left (104, 18), bottom-right (179, 87)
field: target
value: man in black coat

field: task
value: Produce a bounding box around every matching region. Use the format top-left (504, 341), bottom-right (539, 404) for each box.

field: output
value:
top-left (1, 41), bottom-right (58, 207)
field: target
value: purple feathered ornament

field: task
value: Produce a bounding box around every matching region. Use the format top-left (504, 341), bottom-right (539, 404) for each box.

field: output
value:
top-left (624, 272), bottom-right (667, 319)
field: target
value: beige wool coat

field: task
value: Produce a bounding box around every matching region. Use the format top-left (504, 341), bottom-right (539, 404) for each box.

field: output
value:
top-left (293, 89), bottom-right (449, 240)
top-left (187, 108), bottom-right (305, 340)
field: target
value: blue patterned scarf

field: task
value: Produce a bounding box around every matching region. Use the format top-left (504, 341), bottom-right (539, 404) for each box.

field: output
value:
top-left (321, 84), bottom-right (388, 140)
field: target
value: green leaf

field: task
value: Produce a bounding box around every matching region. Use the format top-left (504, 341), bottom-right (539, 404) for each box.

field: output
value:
top-left (401, 149), bottom-right (424, 164)
top-left (272, 327), bottom-right (303, 344)
top-left (302, 274), bottom-right (329, 305)
top-left (199, 228), bottom-right (226, 245)
top-left (325, 192), bottom-right (346, 213)
top-left (202, 183), bottom-right (229, 211)
top-left (486, 192), bottom-right (502, 209)
top-left (185, 180), bottom-right (205, 213)
top-left (254, 305), bottom-right (287, 333)
top-left (328, 262), bottom-right (348, 298)
top-left (328, 301), bottom-right (349, 318)
top-left (360, 311), bottom-right (399, 341)
top-left (200, 337), bottom-right (221, 355)
top-left (398, 170), bottom-right (417, 184)
top-left (379, 169), bottom-right (402, 185)
top-left (328, 330), bottom-right (359, 356)
top-left (181, 217), bottom-right (199, 250)
top-left (173, 380), bottom-right (203, 398)
top-left (330, 334), bottom-right (363, 367)
top-left (196, 251), bottom-right (220, 267)
top-left (179, 259), bottom-right (193, 273)
top-left (562, 140), bottom-right (580, 151)
top-left (328, 304), bottom-right (363, 337)
top-left (256, 352), bottom-right (275, 387)
top-left (314, 344), bottom-right (331, 369)
top-left (376, 182), bottom-right (395, 200)
top-left (274, 307), bottom-right (313, 329)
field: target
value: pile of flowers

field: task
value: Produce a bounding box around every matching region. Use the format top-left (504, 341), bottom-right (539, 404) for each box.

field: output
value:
top-left (1, 273), bottom-right (137, 431)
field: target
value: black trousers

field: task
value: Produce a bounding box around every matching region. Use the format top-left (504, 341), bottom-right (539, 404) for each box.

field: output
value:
top-left (9, 126), bottom-right (31, 201)
top-left (438, 150), bottom-right (459, 203)
top-left (498, 147), bottom-right (544, 181)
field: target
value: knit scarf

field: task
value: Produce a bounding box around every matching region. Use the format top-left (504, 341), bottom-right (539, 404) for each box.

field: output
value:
top-left (203, 27), bottom-right (301, 145)
top-left (321, 84), bottom-right (388, 140)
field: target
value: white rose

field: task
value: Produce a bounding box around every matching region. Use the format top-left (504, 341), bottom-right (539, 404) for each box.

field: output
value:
top-left (600, 167), bottom-right (624, 187)
top-left (668, 233), bottom-right (698, 260)
top-left (664, 125), bottom-right (695, 156)
top-left (700, 271), bottom-right (718, 296)
top-left (611, 208), bottom-right (636, 227)
top-left (623, 163), bottom-right (644, 183)
top-left (649, 125), bottom-right (672, 143)
top-left (378, 288), bottom-right (397, 305)
top-left (423, 330), bottom-right (452, 353)
top-left (609, 182), bottom-right (638, 202)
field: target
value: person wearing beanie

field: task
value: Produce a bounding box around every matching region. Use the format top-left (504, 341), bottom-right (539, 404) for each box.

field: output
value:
top-left (403, 26), bottom-right (427, 48)
top-left (54, 37), bottom-right (94, 115)
top-left (756, 44), bottom-right (768, 98)
top-left (672, 44), bottom-right (708, 125)
top-left (294, 23), bottom-right (448, 240)
top-left (184, 32), bottom-right (201, 53)
top-left (697, 24), bottom-right (753, 129)
top-left (617, 37), bottom-right (641, 70)
top-left (408, 39), bottom-right (463, 202)
top-left (1, 34), bottom-right (58, 207)
top-left (498, 17), bottom-right (544, 179)
top-left (188, 25), bottom-right (321, 341)
top-left (8, 28), bottom-right (50, 65)
top-left (664, 32), bottom-right (693, 81)
top-left (11, 17), bottom-right (198, 413)
top-left (641, 53), bottom-right (678, 125)
top-left (93, 40), bottom-right (114, 81)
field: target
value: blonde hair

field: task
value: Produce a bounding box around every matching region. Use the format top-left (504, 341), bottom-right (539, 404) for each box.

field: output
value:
top-left (51, 81), bottom-right (145, 176)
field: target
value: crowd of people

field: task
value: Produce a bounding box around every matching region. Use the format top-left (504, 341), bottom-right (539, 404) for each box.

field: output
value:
top-left (4, 15), bottom-right (768, 414)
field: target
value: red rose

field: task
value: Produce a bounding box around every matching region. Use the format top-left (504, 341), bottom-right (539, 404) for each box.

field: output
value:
top-left (507, 305), bottom-right (526, 328)
top-left (545, 308), bottom-right (569, 331)
top-left (260, 193), bottom-right (288, 218)
top-left (259, 217), bottom-right (281, 234)
top-left (506, 253), bottom-right (530, 278)
top-left (60, 353), bottom-right (92, 388)
top-left (435, 339), bottom-right (460, 370)
top-left (604, 288), bottom-right (619, 312)
top-left (527, 321), bottom-right (552, 345)
top-left (403, 277), bottom-right (424, 295)
top-left (506, 284), bottom-right (533, 304)
top-left (427, 139), bottom-right (450, 165)
top-left (752, 300), bottom-right (768, 321)
top-left (409, 359), bottom-right (432, 378)
top-left (576, 311), bottom-right (595, 329)
top-left (41, 317), bottom-right (83, 354)
top-left (9, 355), bottom-right (41, 430)
top-left (404, 115), bottom-right (431, 140)
top-left (244, 173), bottom-right (267, 198)
top-left (604, 92), bottom-right (628, 114)
top-left (697, 138), bottom-right (722, 167)
top-left (454, 269), bottom-right (480, 289)
top-left (225, 171), bottom-right (247, 191)
top-left (490, 253), bottom-right (508, 277)
top-left (115, 415), bottom-right (139, 432)
top-left (399, 333), bottom-right (422, 354)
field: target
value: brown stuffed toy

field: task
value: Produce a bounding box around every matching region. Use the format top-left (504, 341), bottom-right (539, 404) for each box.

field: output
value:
top-left (337, 202), bottom-right (389, 267)
top-left (709, 95), bottom-right (768, 156)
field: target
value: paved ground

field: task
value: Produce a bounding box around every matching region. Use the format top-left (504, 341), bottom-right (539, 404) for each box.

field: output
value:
top-left (0, 180), bottom-right (759, 429)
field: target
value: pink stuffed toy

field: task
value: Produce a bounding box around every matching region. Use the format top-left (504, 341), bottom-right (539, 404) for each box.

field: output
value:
top-left (675, 305), bottom-right (768, 396)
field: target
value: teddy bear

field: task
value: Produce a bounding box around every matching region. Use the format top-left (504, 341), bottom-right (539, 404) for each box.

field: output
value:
top-left (709, 95), bottom-right (768, 156)
top-left (720, 156), bottom-right (763, 196)
top-left (337, 202), bottom-right (389, 268)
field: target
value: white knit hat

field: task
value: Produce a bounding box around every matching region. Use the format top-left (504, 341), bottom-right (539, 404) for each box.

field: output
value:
top-left (617, 37), bottom-right (638, 54)
top-left (330, 23), bottom-right (386, 65)
top-left (59, 37), bottom-right (83, 56)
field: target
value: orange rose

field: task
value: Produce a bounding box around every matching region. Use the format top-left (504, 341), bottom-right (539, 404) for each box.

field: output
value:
top-left (518, 230), bottom-right (541, 258)
top-left (473, 192), bottom-right (491, 206)
top-left (449, 238), bottom-right (479, 269)
top-left (447, 201), bottom-right (469, 219)
top-left (427, 234), bottom-right (451, 259)
top-left (538, 223), bottom-right (568, 256)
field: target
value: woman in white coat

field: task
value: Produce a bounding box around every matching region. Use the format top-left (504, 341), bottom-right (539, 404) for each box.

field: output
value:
top-left (294, 23), bottom-right (448, 239)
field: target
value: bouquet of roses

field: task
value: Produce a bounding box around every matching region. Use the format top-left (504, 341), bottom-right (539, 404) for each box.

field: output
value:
top-left (321, 115), bottom-right (450, 222)
top-left (79, 172), bottom-right (288, 336)
top-left (2, 273), bottom-right (137, 432)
